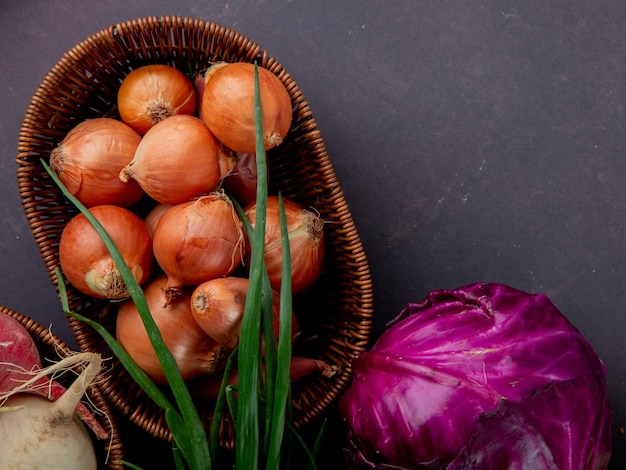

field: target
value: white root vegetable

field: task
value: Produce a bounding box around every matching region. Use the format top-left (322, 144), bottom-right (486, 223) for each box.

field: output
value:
top-left (0, 312), bottom-right (107, 439)
top-left (0, 352), bottom-right (102, 470)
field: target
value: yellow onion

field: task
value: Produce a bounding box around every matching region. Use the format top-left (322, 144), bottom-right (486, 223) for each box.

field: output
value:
top-left (219, 148), bottom-right (264, 206)
top-left (190, 276), bottom-right (299, 351)
top-left (117, 64), bottom-right (196, 135)
top-left (49, 118), bottom-right (144, 207)
top-left (143, 203), bottom-right (171, 237)
top-left (58, 205), bottom-right (153, 300)
top-left (119, 115), bottom-right (221, 205)
top-left (115, 274), bottom-right (226, 383)
top-left (200, 62), bottom-right (292, 153)
top-left (245, 195), bottom-right (325, 295)
top-left (153, 192), bottom-right (245, 304)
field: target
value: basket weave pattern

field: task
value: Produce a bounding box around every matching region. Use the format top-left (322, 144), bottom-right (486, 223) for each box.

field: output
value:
top-left (1, 305), bottom-right (125, 469)
top-left (15, 16), bottom-right (373, 447)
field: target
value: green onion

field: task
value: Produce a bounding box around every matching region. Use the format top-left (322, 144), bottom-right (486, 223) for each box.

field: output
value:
top-left (209, 346), bottom-right (237, 467)
top-left (43, 161), bottom-right (210, 470)
top-left (265, 193), bottom-right (293, 469)
top-left (235, 62), bottom-right (267, 469)
top-left (45, 60), bottom-right (323, 470)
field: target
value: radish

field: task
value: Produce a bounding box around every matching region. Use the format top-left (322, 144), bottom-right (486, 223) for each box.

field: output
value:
top-left (0, 311), bottom-right (109, 468)
top-left (0, 352), bottom-right (103, 469)
top-left (0, 312), bottom-right (107, 439)
top-left (0, 311), bottom-right (42, 391)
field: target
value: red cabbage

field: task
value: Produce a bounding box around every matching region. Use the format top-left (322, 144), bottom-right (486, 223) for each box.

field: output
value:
top-left (339, 282), bottom-right (612, 469)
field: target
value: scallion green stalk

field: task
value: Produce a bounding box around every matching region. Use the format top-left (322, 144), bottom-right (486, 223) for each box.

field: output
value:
top-left (42, 161), bottom-right (210, 470)
top-left (235, 62), bottom-right (267, 469)
top-left (44, 60), bottom-right (322, 470)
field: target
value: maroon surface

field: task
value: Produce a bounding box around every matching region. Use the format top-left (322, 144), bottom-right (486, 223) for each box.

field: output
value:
top-left (1, 1), bottom-right (625, 467)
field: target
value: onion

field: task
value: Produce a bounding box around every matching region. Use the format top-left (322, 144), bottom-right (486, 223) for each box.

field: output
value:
top-left (117, 64), bottom-right (196, 135)
top-left (244, 195), bottom-right (325, 294)
top-left (143, 202), bottom-right (171, 237)
top-left (220, 148), bottom-right (263, 206)
top-left (190, 276), bottom-right (298, 351)
top-left (193, 70), bottom-right (207, 122)
top-left (59, 205), bottom-right (154, 300)
top-left (153, 192), bottom-right (245, 304)
top-left (49, 118), bottom-right (144, 207)
top-left (201, 62), bottom-right (293, 153)
top-left (115, 274), bottom-right (226, 383)
top-left (119, 115), bottom-right (221, 205)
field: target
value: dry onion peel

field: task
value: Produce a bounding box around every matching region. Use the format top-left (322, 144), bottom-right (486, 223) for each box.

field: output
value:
top-left (143, 202), bottom-right (172, 237)
top-left (220, 149), bottom-right (262, 206)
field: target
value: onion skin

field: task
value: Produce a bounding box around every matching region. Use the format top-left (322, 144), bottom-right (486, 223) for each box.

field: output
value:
top-left (59, 205), bottom-right (154, 300)
top-left (49, 118), bottom-right (144, 208)
top-left (119, 115), bottom-right (221, 205)
top-left (153, 193), bottom-right (245, 304)
top-left (245, 195), bottom-right (325, 294)
top-left (190, 276), bottom-right (299, 351)
top-left (118, 64), bottom-right (196, 135)
top-left (201, 62), bottom-right (293, 153)
top-left (116, 274), bottom-right (226, 383)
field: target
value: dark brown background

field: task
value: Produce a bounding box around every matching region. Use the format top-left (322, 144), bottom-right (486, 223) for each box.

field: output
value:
top-left (1, 1), bottom-right (624, 467)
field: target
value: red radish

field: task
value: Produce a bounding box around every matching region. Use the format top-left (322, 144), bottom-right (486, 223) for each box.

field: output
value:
top-left (0, 312), bottom-right (41, 391)
top-left (0, 312), bottom-right (107, 439)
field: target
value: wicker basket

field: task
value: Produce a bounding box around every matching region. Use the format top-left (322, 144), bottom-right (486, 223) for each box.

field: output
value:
top-left (1, 305), bottom-right (125, 469)
top-left (14, 16), bottom-right (373, 449)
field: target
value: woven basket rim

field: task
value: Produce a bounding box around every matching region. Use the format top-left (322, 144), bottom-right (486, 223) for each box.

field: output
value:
top-left (14, 15), bottom-right (374, 448)
top-left (1, 305), bottom-right (125, 470)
